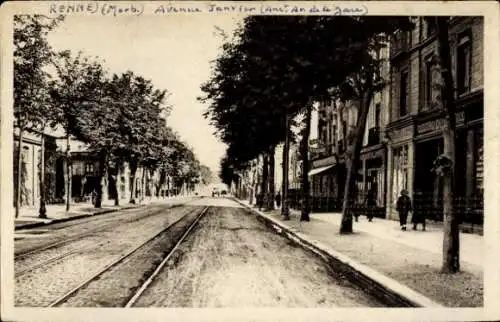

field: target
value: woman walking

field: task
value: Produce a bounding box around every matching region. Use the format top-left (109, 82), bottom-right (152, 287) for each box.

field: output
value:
top-left (396, 189), bottom-right (412, 231)
top-left (412, 190), bottom-right (426, 230)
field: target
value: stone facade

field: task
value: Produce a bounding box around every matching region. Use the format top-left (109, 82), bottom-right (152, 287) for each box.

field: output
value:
top-left (13, 128), bottom-right (58, 207)
top-left (386, 17), bottom-right (484, 222)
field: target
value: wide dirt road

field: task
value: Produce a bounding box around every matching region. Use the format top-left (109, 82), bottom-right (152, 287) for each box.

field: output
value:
top-left (134, 198), bottom-right (383, 307)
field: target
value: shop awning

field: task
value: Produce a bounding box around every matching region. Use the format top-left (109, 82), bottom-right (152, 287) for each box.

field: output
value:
top-left (308, 164), bottom-right (335, 177)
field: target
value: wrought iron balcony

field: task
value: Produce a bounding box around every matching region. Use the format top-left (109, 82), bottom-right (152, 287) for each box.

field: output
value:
top-left (390, 32), bottom-right (410, 59)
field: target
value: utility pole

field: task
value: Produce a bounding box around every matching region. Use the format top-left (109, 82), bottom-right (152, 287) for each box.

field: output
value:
top-left (282, 114), bottom-right (290, 220)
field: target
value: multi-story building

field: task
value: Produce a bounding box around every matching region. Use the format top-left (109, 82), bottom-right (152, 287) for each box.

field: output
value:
top-left (309, 40), bottom-right (391, 215)
top-left (356, 40), bottom-right (392, 217)
top-left (309, 98), bottom-right (359, 212)
top-left (386, 17), bottom-right (483, 223)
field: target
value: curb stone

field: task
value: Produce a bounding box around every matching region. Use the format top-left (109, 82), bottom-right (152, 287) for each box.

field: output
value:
top-left (14, 205), bottom-right (143, 230)
top-left (233, 197), bottom-right (444, 308)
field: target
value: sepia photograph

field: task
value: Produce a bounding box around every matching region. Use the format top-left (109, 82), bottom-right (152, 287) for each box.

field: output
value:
top-left (1, 1), bottom-right (499, 321)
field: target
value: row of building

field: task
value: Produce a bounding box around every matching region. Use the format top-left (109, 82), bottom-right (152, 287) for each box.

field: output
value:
top-left (236, 17), bottom-right (484, 225)
top-left (13, 127), bottom-right (193, 210)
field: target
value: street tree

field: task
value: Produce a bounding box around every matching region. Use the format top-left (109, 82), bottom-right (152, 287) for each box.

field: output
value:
top-left (204, 16), bottom-right (412, 224)
top-left (49, 50), bottom-right (107, 210)
top-left (434, 17), bottom-right (460, 273)
top-left (13, 14), bottom-right (63, 218)
top-left (199, 165), bottom-right (213, 186)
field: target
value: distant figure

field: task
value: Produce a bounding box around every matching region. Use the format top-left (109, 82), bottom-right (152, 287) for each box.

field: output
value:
top-left (412, 190), bottom-right (426, 231)
top-left (257, 192), bottom-right (264, 210)
top-left (396, 189), bottom-right (412, 231)
top-left (275, 192), bottom-right (282, 208)
top-left (365, 188), bottom-right (377, 222)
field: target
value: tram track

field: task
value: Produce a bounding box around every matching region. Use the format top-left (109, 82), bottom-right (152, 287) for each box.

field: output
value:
top-left (15, 203), bottom-right (186, 259)
top-left (48, 206), bottom-right (209, 307)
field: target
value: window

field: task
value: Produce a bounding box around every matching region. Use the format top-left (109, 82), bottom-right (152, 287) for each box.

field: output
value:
top-left (426, 17), bottom-right (437, 38)
top-left (85, 163), bottom-right (94, 175)
top-left (474, 128), bottom-right (483, 205)
top-left (399, 70), bottom-right (409, 116)
top-left (332, 125), bottom-right (337, 146)
top-left (424, 56), bottom-right (438, 109)
top-left (375, 103), bottom-right (381, 128)
top-left (342, 120), bottom-right (347, 142)
top-left (457, 31), bottom-right (472, 95)
top-left (393, 145), bottom-right (409, 203)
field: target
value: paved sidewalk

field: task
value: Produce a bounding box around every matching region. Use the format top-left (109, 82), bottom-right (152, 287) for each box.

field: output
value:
top-left (14, 195), bottom-right (196, 230)
top-left (238, 199), bottom-right (483, 307)
top-left (314, 212), bottom-right (484, 268)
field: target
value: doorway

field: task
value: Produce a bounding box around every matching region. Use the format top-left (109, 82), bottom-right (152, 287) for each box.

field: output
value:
top-left (414, 138), bottom-right (443, 221)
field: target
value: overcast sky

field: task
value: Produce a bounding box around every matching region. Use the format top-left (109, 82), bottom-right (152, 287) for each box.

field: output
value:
top-left (47, 15), bottom-right (243, 177)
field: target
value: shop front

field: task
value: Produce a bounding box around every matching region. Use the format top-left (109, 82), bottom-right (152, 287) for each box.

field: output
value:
top-left (413, 93), bottom-right (483, 225)
top-left (308, 155), bottom-right (341, 212)
top-left (359, 145), bottom-right (387, 218)
top-left (386, 121), bottom-right (415, 220)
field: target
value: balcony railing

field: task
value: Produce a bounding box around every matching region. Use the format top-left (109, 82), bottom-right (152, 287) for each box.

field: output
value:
top-left (367, 127), bottom-right (380, 146)
top-left (390, 32), bottom-right (410, 58)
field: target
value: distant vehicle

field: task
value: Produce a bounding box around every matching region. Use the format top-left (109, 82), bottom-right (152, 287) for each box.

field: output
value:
top-left (221, 190), bottom-right (227, 196)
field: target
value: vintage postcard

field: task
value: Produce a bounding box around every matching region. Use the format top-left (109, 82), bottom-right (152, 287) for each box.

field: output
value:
top-left (1, 1), bottom-right (499, 321)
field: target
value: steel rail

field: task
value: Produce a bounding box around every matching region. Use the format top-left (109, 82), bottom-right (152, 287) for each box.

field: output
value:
top-left (16, 244), bottom-right (94, 277)
top-left (125, 206), bottom-right (210, 307)
top-left (47, 206), bottom-right (209, 307)
top-left (15, 204), bottom-right (179, 259)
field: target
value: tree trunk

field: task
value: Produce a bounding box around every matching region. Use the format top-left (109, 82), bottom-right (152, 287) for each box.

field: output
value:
top-left (282, 116), bottom-right (291, 220)
top-left (15, 126), bottom-right (24, 218)
top-left (141, 167), bottom-right (146, 202)
top-left (113, 174), bottom-right (119, 206)
top-left (129, 162), bottom-right (137, 204)
top-left (39, 128), bottom-right (47, 218)
top-left (340, 91), bottom-right (374, 233)
top-left (266, 146), bottom-right (276, 210)
top-left (261, 153), bottom-right (269, 208)
top-left (94, 151), bottom-right (106, 208)
top-left (65, 132), bottom-right (71, 211)
top-left (300, 104), bottom-right (313, 221)
top-left (436, 17), bottom-right (460, 273)
top-left (249, 165), bottom-right (255, 205)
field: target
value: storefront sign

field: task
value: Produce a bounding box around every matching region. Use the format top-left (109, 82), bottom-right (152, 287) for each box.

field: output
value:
top-left (310, 146), bottom-right (326, 155)
top-left (417, 111), bottom-right (466, 135)
top-left (388, 126), bottom-right (413, 141)
top-left (312, 155), bottom-right (337, 168)
top-left (361, 149), bottom-right (384, 160)
top-left (417, 119), bottom-right (445, 134)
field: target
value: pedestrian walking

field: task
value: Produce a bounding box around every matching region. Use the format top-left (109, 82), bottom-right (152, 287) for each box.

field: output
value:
top-left (396, 189), bottom-right (412, 231)
top-left (275, 192), bottom-right (282, 208)
top-left (365, 188), bottom-right (377, 222)
top-left (412, 190), bottom-right (426, 231)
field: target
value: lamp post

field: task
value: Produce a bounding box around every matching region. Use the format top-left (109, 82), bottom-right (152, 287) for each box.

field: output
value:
top-left (282, 114), bottom-right (290, 220)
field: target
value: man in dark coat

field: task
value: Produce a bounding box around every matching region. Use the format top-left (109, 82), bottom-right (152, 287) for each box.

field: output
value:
top-left (275, 192), bottom-right (282, 208)
top-left (396, 189), bottom-right (412, 231)
top-left (412, 190), bottom-right (426, 230)
top-left (365, 188), bottom-right (377, 222)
